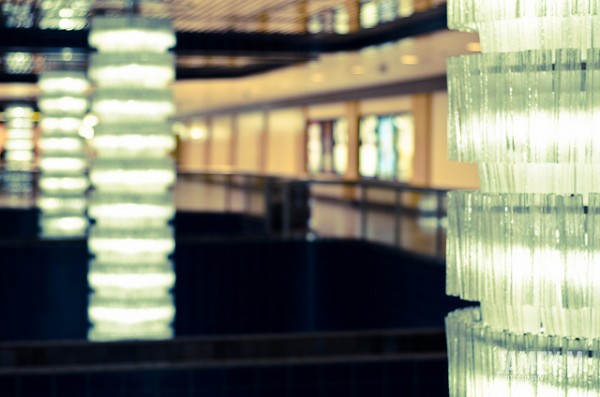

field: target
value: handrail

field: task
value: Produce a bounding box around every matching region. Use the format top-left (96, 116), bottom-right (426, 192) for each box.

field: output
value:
top-left (178, 171), bottom-right (448, 261)
top-left (0, 169), bottom-right (449, 260)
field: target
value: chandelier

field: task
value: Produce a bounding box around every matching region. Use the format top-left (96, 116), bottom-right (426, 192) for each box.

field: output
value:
top-left (446, 0), bottom-right (600, 395)
top-left (37, 71), bottom-right (90, 238)
top-left (86, 16), bottom-right (177, 341)
top-left (3, 105), bottom-right (34, 197)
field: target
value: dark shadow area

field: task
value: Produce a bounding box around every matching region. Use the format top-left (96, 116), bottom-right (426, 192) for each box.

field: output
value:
top-left (0, 210), bottom-right (464, 396)
top-left (0, 237), bottom-right (467, 341)
top-left (0, 357), bottom-right (450, 397)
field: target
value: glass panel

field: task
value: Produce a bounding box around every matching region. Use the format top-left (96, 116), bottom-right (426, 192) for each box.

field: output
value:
top-left (306, 122), bottom-right (323, 174)
top-left (396, 113), bottom-right (415, 182)
top-left (360, 1), bottom-right (378, 28)
top-left (359, 115), bottom-right (378, 177)
top-left (333, 118), bottom-right (348, 175)
top-left (377, 115), bottom-right (397, 180)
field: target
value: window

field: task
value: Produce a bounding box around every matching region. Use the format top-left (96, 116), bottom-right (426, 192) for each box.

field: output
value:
top-left (306, 118), bottom-right (348, 175)
top-left (360, 0), bottom-right (378, 28)
top-left (359, 113), bottom-right (414, 182)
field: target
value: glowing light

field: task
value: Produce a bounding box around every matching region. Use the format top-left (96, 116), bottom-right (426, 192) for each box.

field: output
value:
top-left (38, 196), bottom-right (87, 213)
top-left (88, 17), bottom-right (176, 52)
top-left (89, 196), bottom-right (175, 226)
top-left (189, 127), bottom-right (206, 140)
top-left (92, 89), bottom-right (175, 120)
top-left (87, 16), bottom-right (176, 341)
top-left (399, 55), bottom-right (419, 65)
top-left (40, 116), bottom-right (82, 132)
top-left (4, 104), bottom-right (34, 194)
top-left (89, 160), bottom-right (176, 193)
top-left (40, 216), bottom-right (88, 237)
top-left (466, 41), bottom-right (481, 52)
top-left (447, 308), bottom-right (600, 397)
top-left (310, 73), bottom-right (325, 83)
top-left (448, 0), bottom-right (600, 54)
top-left (38, 95), bottom-right (88, 114)
top-left (89, 53), bottom-right (175, 88)
top-left (37, 71), bottom-right (90, 238)
top-left (39, 176), bottom-right (89, 193)
top-left (445, 1), bottom-right (600, 395)
top-left (39, 137), bottom-right (85, 152)
top-left (38, 73), bottom-right (89, 94)
top-left (92, 121), bottom-right (176, 157)
top-left (88, 261), bottom-right (175, 292)
top-left (40, 157), bottom-right (87, 173)
top-left (350, 65), bottom-right (366, 75)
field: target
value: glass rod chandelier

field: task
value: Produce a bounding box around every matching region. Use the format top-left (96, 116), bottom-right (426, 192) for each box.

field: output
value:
top-left (3, 105), bottom-right (34, 197)
top-left (446, 1), bottom-right (600, 395)
top-left (87, 16), bottom-right (177, 341)
top-left (37, 71), bottom-right (90, 238)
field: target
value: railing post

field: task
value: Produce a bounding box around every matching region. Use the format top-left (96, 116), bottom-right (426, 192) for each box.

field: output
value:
top-left (360, 183), bottom-right (368, 240)
top-left (264, 178), bottom-right (273, 236)
top-left (244, 174), bottom-right (251, 214)
top-left (282, 181), bottom-right (291, 238)
top-left (225, 174), bottom-right (232, 212)
top-left (394, 189), bottom-right (402, 249)
top-left (435, 191), bottom-right (445, 260)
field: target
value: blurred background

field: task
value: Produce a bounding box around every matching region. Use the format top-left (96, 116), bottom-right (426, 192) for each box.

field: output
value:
top-left (0, 0), bottom-right (479, 395)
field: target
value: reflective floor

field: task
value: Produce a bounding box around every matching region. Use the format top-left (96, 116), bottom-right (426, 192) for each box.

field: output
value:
top-left (173, 177), bottom-right (446, 258)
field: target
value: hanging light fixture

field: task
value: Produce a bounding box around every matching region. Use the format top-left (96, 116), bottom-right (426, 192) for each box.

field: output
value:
top-left (37, 71), bottom-right (90, 238)
top-left (446, 1), bottom-right (600, 395)
top-left (87, 16), bottom-right (177, 341)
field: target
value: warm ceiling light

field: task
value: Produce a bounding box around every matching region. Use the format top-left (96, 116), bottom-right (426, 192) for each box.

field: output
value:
top-left (350, 65), bottom-right (366, 75)
top-left (310, 72), bottom-right (325, 83)
top-left (466, 41), bottom-right (481, 52)
top-left (399, 55), bottom-right (419, 65)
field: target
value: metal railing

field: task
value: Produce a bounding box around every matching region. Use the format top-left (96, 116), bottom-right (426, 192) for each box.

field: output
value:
top-left (0, 170), bottom-right (449, 260)
top-left (177, 172), bottom-right (449, 260)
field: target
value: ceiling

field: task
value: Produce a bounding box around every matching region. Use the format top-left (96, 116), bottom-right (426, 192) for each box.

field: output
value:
top-left (0, 0), bottom-right (480, 117)
top-left (172, 29), bottom-right (478, 117)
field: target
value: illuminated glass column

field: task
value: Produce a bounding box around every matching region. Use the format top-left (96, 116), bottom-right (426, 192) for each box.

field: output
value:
top-left (87, 16), bottom-right (177, 341)
top-left (37, 72), bottom-right (89, 238)
top-left (446, 1), bottom-right (600, 395)
top-left (3, 105), bottom-right (35, 198)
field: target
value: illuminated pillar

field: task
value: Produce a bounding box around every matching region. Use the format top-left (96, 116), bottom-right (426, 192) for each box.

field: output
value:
top-left (446, 1), bottom-right (600, 395)
top-left (87, 16), bottom-right (177, 341)
top-left (37, 72), bottom-right (89, 238)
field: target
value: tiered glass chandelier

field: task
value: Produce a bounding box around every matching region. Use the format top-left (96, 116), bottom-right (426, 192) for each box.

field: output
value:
top-left (86, 16), bottom-right (177, 341)
top-left (446, 1), bottom-right (600, 395)
top-left (37, 71), bottom-right (89, 238)
top-left (3, 105), bottom-right (34, 197)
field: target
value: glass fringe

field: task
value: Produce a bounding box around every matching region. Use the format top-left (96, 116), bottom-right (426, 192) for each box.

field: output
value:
top-left (449, 49), bottom-right (600, 163)
top-left (447, 0), bottom-right (600, 394)
top-left (449, 0), bottom-right (600, 53)
top-left (446, 191), bottom-right (600, 337)
top-left (447, 307), bottom-right (600, 397)
top-left (37, 72), bottom-right (89, 238)
top-left (87, 16), bottom-right (176, 341)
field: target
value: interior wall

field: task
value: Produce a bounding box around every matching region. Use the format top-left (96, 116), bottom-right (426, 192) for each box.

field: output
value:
top-left (430, 91), bottom-right (479, 189)
top-left (177, 89), bottom-right (478, 189)
top-left (266, 108), bottom-right (305, 175)
top-left (307, 102), bottom-right (345, 120)
top-left (359, 95), bottom-right (412, 115)
top-left (210, 115), bottom-right (233, 171)
top-left (179, 118), bottom-right (208, 171)
top-left (236, 111), bottom-right (264, 172)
